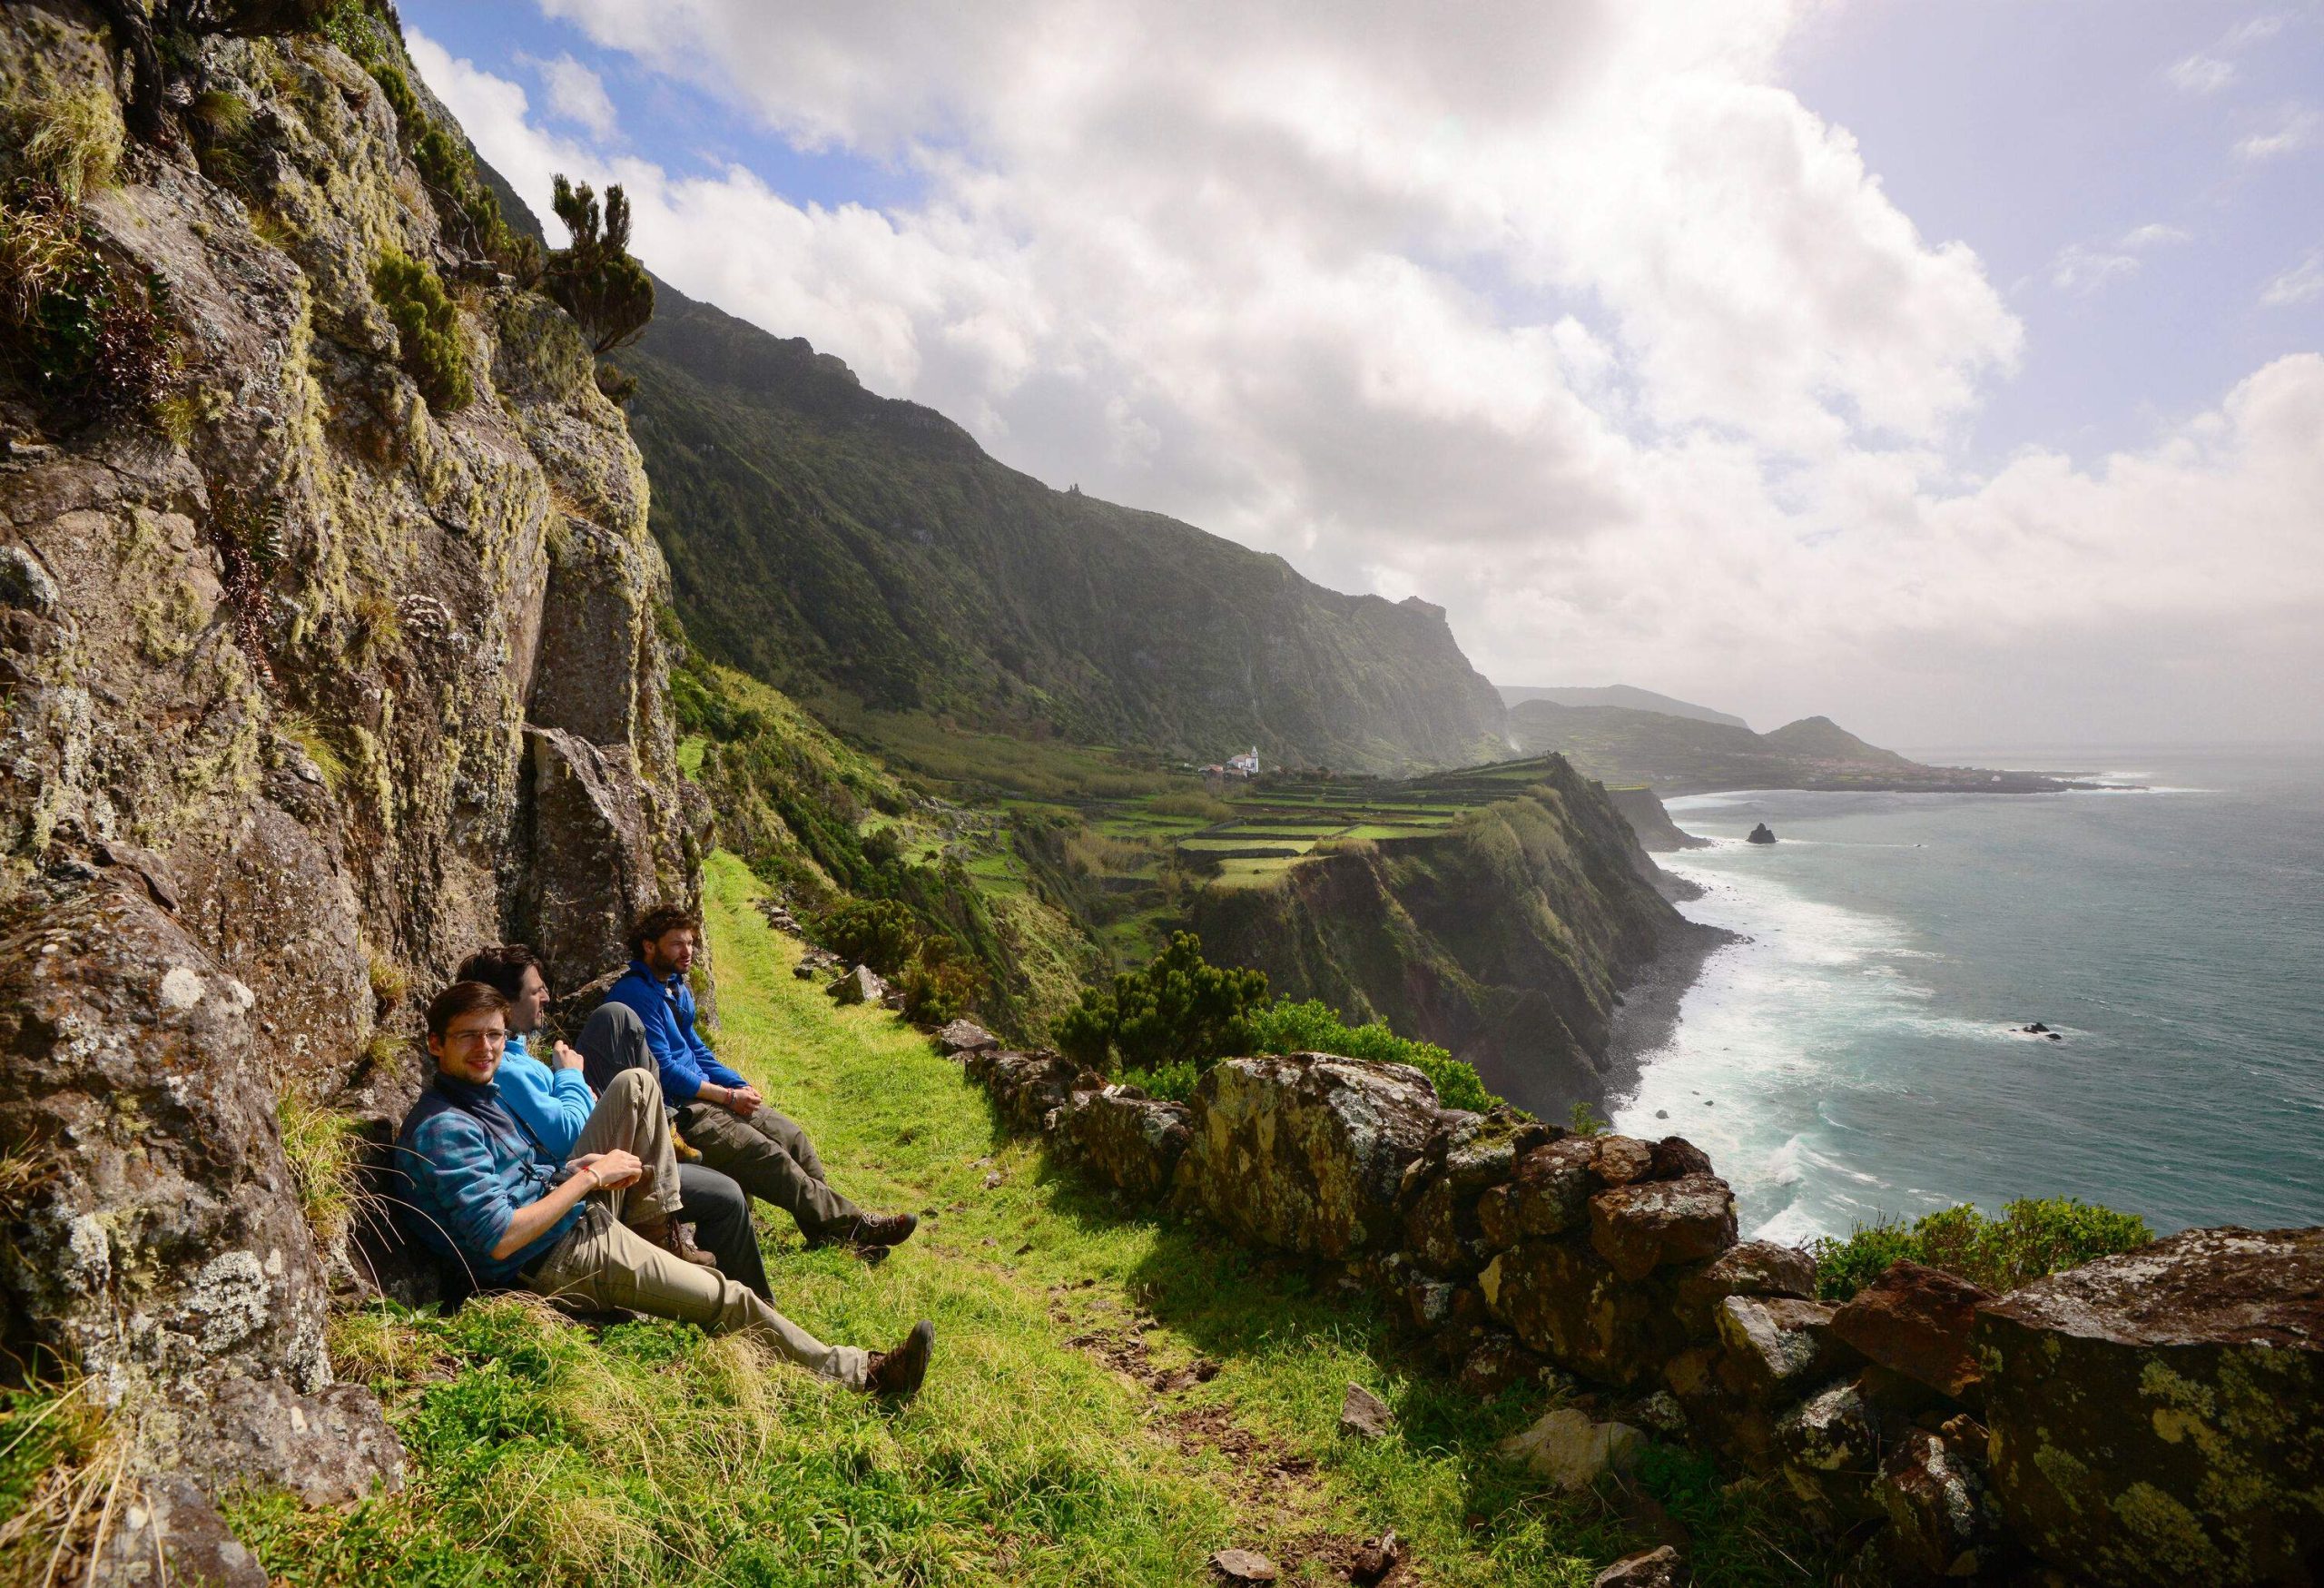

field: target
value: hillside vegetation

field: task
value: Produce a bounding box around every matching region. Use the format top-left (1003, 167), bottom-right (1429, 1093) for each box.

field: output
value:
top-left (1508, 701), bottom-right (2078, 794)
top-left (213, 855), bottom-right (1827, 1587)
top-left (623, 281), bottom-right (1510, 774)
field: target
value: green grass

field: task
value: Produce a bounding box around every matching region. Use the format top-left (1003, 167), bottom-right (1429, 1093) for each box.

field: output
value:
top-left (225, 851), bottom-right (1827, 1584)
top-left (1808, 1198), bottom-right (2153, 1301)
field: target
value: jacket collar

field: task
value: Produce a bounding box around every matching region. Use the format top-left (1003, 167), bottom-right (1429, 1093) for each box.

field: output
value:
top-left (630, 957), bottom-right (683, 989)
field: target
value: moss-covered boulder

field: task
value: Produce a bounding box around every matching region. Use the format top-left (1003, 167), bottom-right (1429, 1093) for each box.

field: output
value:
top-left (1176, 1053), bottom-right (1442, 1258)
top-left (1974, 1227), bottom-right (2324, 1586)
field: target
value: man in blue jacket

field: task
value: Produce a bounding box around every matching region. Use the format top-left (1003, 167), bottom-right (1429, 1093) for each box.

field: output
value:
top-left (602, 904), bottom-right (915, 1253)
top-left (456, 943), bottom-right (750, 1282)
top-left (397, 979), bottom-right (932, 1397)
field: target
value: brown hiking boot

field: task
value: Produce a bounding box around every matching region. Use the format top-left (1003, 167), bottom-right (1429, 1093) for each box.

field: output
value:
top-left (863, 1320), bottom-right (934, 1400)
top-left (807, 1210), bottom-right (918, 1252)
top-left (637, 1218), bottom-right (719, 1267)
top-left (671, 1127), bottom-right (703, 1164)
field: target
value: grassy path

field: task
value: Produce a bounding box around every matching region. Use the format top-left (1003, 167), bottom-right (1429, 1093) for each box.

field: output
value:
top-left (234, 852), bottom-right (1812, 1585)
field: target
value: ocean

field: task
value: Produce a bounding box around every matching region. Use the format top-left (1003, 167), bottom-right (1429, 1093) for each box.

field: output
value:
top-left (1609, 745), bottom-right (2324, 1245)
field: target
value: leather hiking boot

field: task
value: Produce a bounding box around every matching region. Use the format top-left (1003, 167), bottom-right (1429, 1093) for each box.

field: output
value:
top-left (637, 1218), bottom-right (719, 1267)
top-left (863, 1320), bottom-right (934, 1400)
top-left (670, 1127), bottom-right (704, 1164)
top-left (850, 1211), bottom-right (918, 1248)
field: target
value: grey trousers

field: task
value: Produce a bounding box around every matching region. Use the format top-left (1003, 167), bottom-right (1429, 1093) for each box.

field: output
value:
top-left (527, 1204), bottom-right (866, 1386)
top-left (675, 1163), bottom-right (771, 1301)
top-left (675, 1100), bottom-right (862, 1239)
top-left (578, 1000), bottom-right (864, 1238)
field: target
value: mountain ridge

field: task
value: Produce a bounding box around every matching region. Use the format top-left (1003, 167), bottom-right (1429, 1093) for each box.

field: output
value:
top-left (1495, 683), bottom-right (1748, 728)
top-left (620, 279), bottom-right (1511, 774)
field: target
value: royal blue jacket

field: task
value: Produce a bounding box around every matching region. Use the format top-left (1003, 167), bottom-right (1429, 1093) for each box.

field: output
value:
top-left (496, 1033), bottom-right (595, 1159)
top-left (603, 960), bottom-right (746, 1104)
top-left (395, 1072), bottom-right (581, 1286)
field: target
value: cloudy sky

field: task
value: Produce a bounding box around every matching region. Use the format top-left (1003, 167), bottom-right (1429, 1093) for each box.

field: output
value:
top-left (404, 1), bottom-right (2323, 747)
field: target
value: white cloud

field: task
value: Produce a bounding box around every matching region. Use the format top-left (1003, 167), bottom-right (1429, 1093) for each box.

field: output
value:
top-left (523, 53), bottom-right (620, 141)
top-left (2052, 243), bottom-right (2141, 295)
top-left (412, 10), bottom-right (2321, 743)
top-left (2119, 222), bottom-right (2191, 249)
top-left (2220, 15), bottom-right (2287, 52)
top-left (2234, 105), bottom-right (2319, 160)
top-left (2169, 54), bottom-right (2235, 94)
top-left (2260, 251), bottom-right (2324, 306)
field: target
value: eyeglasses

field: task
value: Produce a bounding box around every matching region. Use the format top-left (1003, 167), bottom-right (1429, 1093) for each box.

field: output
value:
top-left (442, 1028), bottom-right (506, 1050)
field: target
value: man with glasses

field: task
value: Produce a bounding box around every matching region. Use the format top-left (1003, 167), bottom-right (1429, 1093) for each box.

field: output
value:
top-left (396, 980), bottom-right (933, 1397)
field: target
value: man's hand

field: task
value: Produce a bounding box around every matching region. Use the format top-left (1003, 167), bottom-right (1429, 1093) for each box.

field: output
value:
top-left (726, 1084), bottom-right (763, 1118)
top-left (552, 1040), bottom-right (586, 1072)
top-left (571, 1149), bottom-right (644, 1189)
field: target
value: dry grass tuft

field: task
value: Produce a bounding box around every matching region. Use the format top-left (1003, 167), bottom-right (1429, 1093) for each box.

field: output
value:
top-left (16, 84), bottom-right (122, 202)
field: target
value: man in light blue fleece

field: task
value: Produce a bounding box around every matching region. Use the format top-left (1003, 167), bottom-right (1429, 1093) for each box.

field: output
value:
top-left (600, 903), bottom-right (916, 1253)
top-left (395, 980), bottom-right (933, 1398)
top-left (454, 943), bottom-right (716, 1270)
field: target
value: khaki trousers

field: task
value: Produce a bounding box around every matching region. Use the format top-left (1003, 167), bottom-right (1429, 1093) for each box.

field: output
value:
top-left (569, 1068), bottom-right (685, 1228)
top-left (527, 1204), bottom-right (867, 1387)
top-left (675, 1100), bottom-right (862, 1238)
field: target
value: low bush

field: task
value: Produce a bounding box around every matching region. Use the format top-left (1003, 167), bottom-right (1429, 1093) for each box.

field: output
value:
top-left (372, 247), bottom-right (471, 409)
top-left (1056, 932), bottom-right (1268, 1072)
top-left (1809, 1196), bottom-right (2153, 1300)
top-left (1246, 997), bottom-right (1497, 1111)
top-left (1145, 790), bottom-right (1236, 821)
top-left (0, 180), bottom-right (181, 418)
top-left (15, 83), bottom-right (123, 202)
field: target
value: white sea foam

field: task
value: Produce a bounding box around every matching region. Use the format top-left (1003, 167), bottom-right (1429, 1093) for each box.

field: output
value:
top-left (1612, 843), bottom-right (1962, 1238)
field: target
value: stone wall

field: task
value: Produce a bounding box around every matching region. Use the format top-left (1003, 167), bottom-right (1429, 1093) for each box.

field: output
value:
top-left (950, 1031), bottom-right (2324, 1586)
top-left (0, 5), bottom-right (693, 1573)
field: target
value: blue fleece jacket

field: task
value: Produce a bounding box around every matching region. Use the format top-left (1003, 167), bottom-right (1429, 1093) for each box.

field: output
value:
top-left (497, 1034), bottom-right (596, 1159)
top-left (395, 1072), bottom-right (581, 1286)
top-left (603, 960), bottom-right (745, 1104)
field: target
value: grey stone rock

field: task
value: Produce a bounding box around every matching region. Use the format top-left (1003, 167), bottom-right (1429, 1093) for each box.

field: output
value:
top-left (1498, 1406), bottom-right (1646, 1489)
top-left (1772, 1379), bottom-right (1883, 1527)
top-left (1591, 1545), bottom-right (1683, 1588)
top-left (1715, 1296), bottom-right (1854, 1402)
top-left (1176, 1053), bottom-right (1442, 1258)
top-left (1339, 1382), bottom-right (1394, 1440)
top-left (1589, 1173), bottom-right (1737, 1281)
top-left (1060, 1086), bottom-right (1192, 1201)
top-left (94, 1475), bottom-right (268, 1588)
top-left (1873, 1428), bottom-right (2004, 1583)
top-left (1208, 1547), bottom-right (1278, 1581)
top-left (934, 1018), bottom-right (1000, 1056)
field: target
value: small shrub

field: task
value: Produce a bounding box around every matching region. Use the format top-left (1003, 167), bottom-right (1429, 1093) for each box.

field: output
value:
top-left (1056, 932), bottom-right (1268, 1072)
top-left (1568, 1100), bottom-right (1609, 1137)
top-left (813, 897), bottom-right (921, 977)
top-left (1116, 1060), bottom-right (1202, 1104)
top-left (372, 247), bottom-right (471, 409)
top-left (0, 180), bottom-right (182, 417)
top-left (368, 952), bottom-right (409, 1014)
top-left (897, 952), bottom-right (979, 1026)
top-left (1810, 1197), bottom-right (2153, 1300)
top-left (546, 175), bottom-right (653, 356)
top-left (15, 84), bottom-right (123, 202)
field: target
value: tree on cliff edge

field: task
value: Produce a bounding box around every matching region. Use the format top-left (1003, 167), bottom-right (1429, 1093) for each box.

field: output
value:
top-left (547, 174), bottom-right (654, 389)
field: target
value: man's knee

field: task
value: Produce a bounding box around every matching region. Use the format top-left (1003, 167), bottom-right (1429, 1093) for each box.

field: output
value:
top-left (606, 1065), bottom-right (663, 1110)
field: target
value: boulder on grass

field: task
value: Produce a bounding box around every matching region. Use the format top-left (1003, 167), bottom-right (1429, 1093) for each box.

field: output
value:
top-left (934, 1018), bottom-right (1000, 1057)
top-left (1974, 1227), bottom-right (2324, 1588)
top-left (1592, 1545), bottom-right (1683, 1588)
top-left (1498, 1406), bottom-right (1646, 1490)
top-left (1060, 1086), bottom-right (1193, 1201)
top-left (1590, 1173), bottom-right (1738, 1281)
top-left (1176, 1054), bottom-right (1442, 1258)
top-left (1829, 1260), bottom-right (1991, 1400)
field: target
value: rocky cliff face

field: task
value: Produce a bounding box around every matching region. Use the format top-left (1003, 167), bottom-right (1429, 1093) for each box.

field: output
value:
top-left (1189, 758), bottom-right (1689, 1117)
top-left (0, 0), bottom-right (689, 1551)
top-left (623, 282), bottom-right (1511, 774)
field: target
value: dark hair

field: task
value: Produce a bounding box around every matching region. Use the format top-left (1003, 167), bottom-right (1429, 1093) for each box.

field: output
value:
top-left (455, 943), bottom-right (544, 1003)
top-left (426, 980), bottom-right (511, 1040)
top-left (628, 903), bottom-right (700, 956)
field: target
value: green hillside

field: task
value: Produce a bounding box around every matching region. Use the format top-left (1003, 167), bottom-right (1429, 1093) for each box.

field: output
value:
top-left (221, 854), bottom-right (1822, 1587)
top-left (623, 282), bottom-right (1510, 775)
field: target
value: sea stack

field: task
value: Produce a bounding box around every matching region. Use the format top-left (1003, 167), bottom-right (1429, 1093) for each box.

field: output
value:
top-left (1747, 823), bottom-right (1777, 844)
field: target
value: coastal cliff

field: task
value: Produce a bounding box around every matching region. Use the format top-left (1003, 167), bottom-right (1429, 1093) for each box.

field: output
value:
top-left (1188, 758), bottom-right (1691, 1117)
top-left (0, 1), bottom-right (689, 1561)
